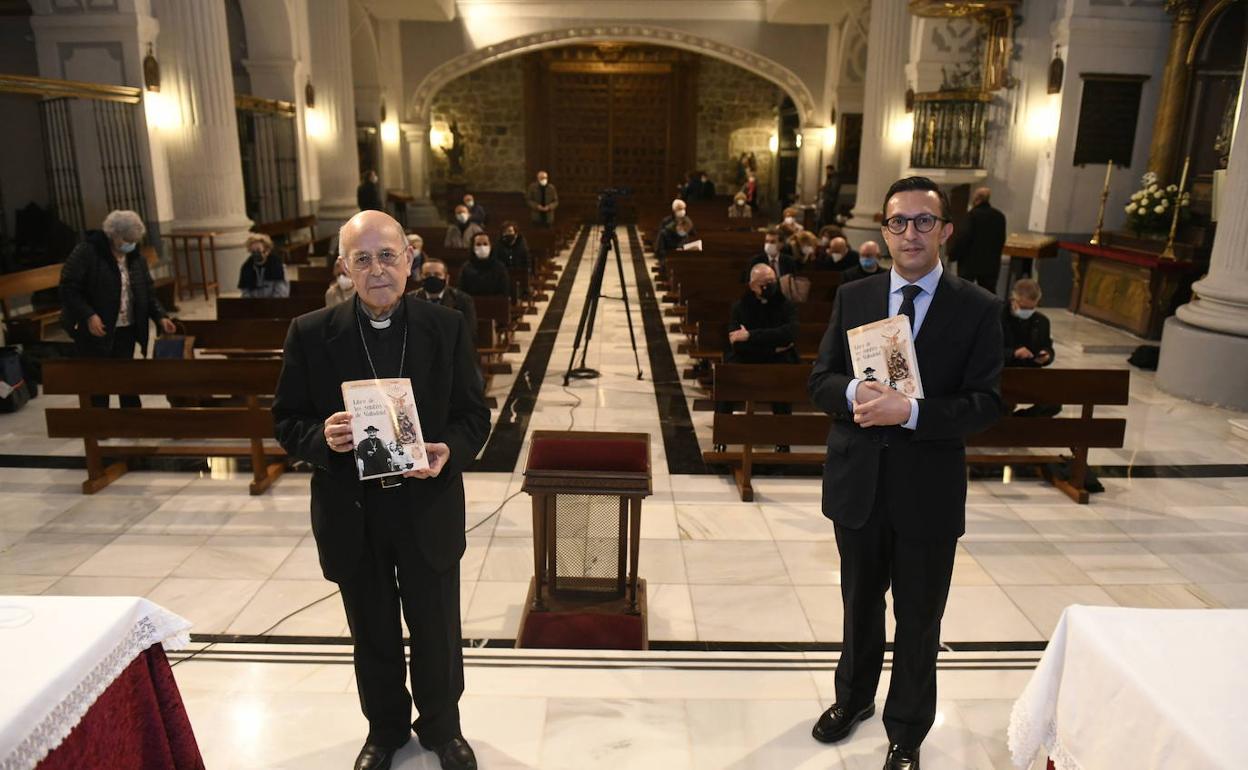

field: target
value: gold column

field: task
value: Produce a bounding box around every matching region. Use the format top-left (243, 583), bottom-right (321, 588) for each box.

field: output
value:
top-left (1147, 0), bottom-right (1199, 184)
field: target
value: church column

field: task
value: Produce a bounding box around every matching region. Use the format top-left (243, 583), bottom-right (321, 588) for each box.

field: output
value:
top-left (400, 123), bottom-right (442, 225)
top-left (1156, 55), bottom-right (1248, 410)
top-left (153, 0), bottom-right (252, 287)
top-left (1146, 0), bottom-right (1198, 184)
top-left (306, 0), bottom-right (358, 237)
top-left (844, 0), bottom-right (912, 244)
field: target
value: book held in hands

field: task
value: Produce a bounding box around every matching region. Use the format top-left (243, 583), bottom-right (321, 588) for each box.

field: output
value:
top-left (341, 378), bottom-right (429, 481)
top-left (847, 315), bottom-right (924, 399)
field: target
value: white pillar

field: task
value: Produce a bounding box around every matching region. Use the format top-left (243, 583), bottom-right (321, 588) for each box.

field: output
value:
top-left (1156, 54), bottom-right (1248, 410)
top-left (153, 0), bottom-right (252, 288)
top-left (307, 0), bottom-right (358, 238)
top-left (845, 0), bottom-right (911, 243)
top-left (798, 125), bottom-right (825, 211)
top-left (401, 123), bottom-right (442, 225)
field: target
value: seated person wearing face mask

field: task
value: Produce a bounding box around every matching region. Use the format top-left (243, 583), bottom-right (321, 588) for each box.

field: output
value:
top-left (238, 233), bottom-right (290, 298)
top-left (746, 228), bottom-right (798, 281)
top-left (655, 198), bottom-right (687, 248)
top-left (325, 258), bottom-right (356, 308)
top-left (815, 236), bottom-right (859, 272)
top-left (462, 193), bottom-right (487, 226)
top-left (413, 257), bottom-right (478, 342)
top-left (655, 216), bottom-right (695, 262)
top-left (406, 234), bottom-right (425, 277)
top-left (815, 226), bottom-right (843, 259)
top-left (728, 193), bottom-right (753, 219)
top-left (779, 206), bottom-right (804, 232)
top-left (445, 205), bottom-right (485, 249)
top-left (839, 240), bottom-right (883, 283)
top-left (459, 233), bottom-right (511, 297)
top-left (493, 221), bottom-right (529, 274)
top-left (1003, 278), bottom-right (1053, 368)
top-left (794, 231), bottom-right (820, 269)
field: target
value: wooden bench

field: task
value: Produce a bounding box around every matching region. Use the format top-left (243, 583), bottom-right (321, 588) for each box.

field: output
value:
top-left (180, 319), bottom-right (290, 357)
top-left (215, 295), bottom-right (323, 320)
top-left (253, 215), bottom-right (333, 264)
top-left (704, 364), bottom-right (1129, 503)
top-left (0, 263), bottom-right (62, 343)
top-left (42, 358), bottom-right (286, 495)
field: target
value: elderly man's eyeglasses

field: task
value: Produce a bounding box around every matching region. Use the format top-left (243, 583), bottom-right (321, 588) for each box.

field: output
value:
top-left (884, 214), bottom-right (947, 235)
top-left (347, 250), bottom-right (403, 271)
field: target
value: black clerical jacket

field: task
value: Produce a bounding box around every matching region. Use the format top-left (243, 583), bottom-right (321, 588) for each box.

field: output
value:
top-left (809, 271), bottom-right (1003, 539)
top-left (273, 296), bottom-right (490, 580)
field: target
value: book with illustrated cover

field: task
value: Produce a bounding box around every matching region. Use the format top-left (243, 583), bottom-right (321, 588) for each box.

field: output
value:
top-left (340, 378), bottom-right (428, 481)
top-left (847, 315), bottom-right (924, 399)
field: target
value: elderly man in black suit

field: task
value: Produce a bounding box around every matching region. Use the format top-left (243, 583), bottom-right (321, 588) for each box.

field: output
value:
top-left (948, 186), bottom-right (1007, 294)
top-left (273, 210), bottom-right (489, 770)
top-left (808, 176), bottom-right (1003, 770)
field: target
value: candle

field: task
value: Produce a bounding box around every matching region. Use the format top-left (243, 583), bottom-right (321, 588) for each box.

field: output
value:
top-left (1102, 161), bottom-right (1113, 190)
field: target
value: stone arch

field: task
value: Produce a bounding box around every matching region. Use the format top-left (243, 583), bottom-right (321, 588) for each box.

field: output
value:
top-left (236, 0), bottom-right (297, 64)
top-left (406, 25), bottom-right (820, 128)
top-left (349, 0), bottom-right (382, 113)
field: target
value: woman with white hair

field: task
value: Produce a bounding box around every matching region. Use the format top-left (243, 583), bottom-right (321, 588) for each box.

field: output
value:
top-left (58, 209), bottom-right (176, 407)
top-left (237, 232), bottom-right (289, 298)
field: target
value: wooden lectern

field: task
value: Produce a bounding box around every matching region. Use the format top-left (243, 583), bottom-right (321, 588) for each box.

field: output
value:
top-left (518, 430), bottom-right (651, 649)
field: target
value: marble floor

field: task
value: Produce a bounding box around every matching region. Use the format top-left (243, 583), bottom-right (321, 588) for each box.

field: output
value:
top-left (2, 227), bottom-right (1246, 768)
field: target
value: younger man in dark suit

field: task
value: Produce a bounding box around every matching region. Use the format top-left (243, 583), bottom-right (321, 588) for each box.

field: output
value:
top-left (808, 176), bottom-right (1003, 770)
top-left (274, 210), bottom-right (489, 770)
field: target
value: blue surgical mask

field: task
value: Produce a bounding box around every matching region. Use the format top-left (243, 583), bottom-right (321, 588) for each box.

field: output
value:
top-left (119, 241), bottom-right (137, 254)
top-left (1013, 307), bottom-right (1036, 320)
top-left (860, 256), bottom-right (878, 271)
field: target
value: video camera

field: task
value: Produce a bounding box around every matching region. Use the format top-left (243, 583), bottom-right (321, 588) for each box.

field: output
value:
top-left (597, 186), bottom-right (632, 228)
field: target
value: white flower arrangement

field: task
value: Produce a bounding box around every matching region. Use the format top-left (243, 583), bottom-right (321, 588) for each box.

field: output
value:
top-left (1124, 172), bottom-right (1189, 235)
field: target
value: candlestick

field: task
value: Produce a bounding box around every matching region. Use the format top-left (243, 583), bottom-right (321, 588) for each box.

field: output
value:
top-left (1160, 155), bottom-right (1190, 260)
top-left (1090, 160), bottom-right (1113, 246)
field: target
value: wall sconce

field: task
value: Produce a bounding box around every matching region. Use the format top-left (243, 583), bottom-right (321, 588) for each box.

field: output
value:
top-left (1047, 46), bottom-right (1064, 95)
top-left (905, 88), bottom-right (915, 113)
top-left (768, 134), bottom-right (779, 154)
top-left (381, 121), bottom-right (399, 145)
top-left (823, 125), bottom-right (837, 151)
top-left (142, 43), bottom-right (160, 92)
top-left (795, 132), bottom-right (803, 149)
top-left (305, 80), bottom-right (316, 109)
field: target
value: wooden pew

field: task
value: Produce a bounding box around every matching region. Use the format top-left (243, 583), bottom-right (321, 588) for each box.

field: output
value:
top-left (42, 358), bottom-right (286, 495)
top-left (180, 319), bottom-right (289, 357)
top-left (216, 295), bottom-right (323, 320)
top-left (704, 364), bottom-right (1130, 503)
top-left (297, 265), bottom-right (334, 284)
top-left (0, 263), bottom-right (62, 342)
top-left (253, 215), bottom-right (333, 264)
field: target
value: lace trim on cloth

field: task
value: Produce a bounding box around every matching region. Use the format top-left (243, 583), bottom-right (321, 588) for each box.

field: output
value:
top-left (0, 610), bottom-right (191, 770)
top-left (1008, 698), bottom-right (1084, 770)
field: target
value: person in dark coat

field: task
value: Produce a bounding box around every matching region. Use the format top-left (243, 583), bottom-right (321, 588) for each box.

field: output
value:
top-left (655, 216), bottom-right (695, 263)
top-left (357, 170), bottom-right (384, 211)
top-left (948, 186), bottom-right (1007, 294)
top-left (1003, 278), bottom-right (1054, 368)
top-left (237, 232), bottom-right (290, 298)
top-left (816, 236), bottom-right (860, 272)
top-left (699, 171), bottom-right (716, 199)
top-left (839, 240), bottom-right (884, 284)
top-left (459, 233), bottom-right (511, 297)
top-left (818, 164), bottom-right (842, 229)
top-left (461, 193), bottom-right (487, 226)
top-left (355, 426), bottom-right (393, 478)
top-left (745, 228), bottom-right (797, 281)
top-left (273, 210), bottom-right (489, 770)
top-left (413, 257), bottom-right (478, 345)
top-left (58, 210), bottom-right (176, 407)
top-left (526, 170), bottom-right (559, 227)
top-left (493, 221), bottom-right (529, 274)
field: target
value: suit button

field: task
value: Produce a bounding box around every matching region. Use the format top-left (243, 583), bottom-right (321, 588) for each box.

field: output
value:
top-left (355, 501), bottom-right (362, 510)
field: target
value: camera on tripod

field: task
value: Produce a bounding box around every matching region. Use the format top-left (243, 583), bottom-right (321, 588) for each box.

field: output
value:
top-left (597, 187), bottom-right (631, 228)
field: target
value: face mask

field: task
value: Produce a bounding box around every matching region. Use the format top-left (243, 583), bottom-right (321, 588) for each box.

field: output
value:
top-left (735, 199), bottom-right (745, 207)
top-left (760, 283), bottom-right (779, 300)
top-left (250, 249), bottom-right (265, 262)
top-left (1013, 307), bottom-right (1036, 320)
top-left (764, 242), bottom-right (779, 258)
top-left (503, 233), bottom-right (516, 243)
top-left (538, 178), bottom-right (547, 186)
top-left (422, 275), bottom-right (446, 294)
top-left (860, 256), bottom-right (879, 271)
top-left (676, 230), bottom-right (688, 238)
top-left (783, 216), bottom-right (795, 226)
top-left (819, 237), bottom-right (830, 247)
top-left (473, 246), bottom-right (490, 259)
top-left (119, 241), bottom-right (137, 254)
top-left (801, 246), bottom-right (815, 257)
top-left (831, 250), bottom-right (845, 262)
top-left (336, 274), bottom-right (353, 290)
top-left (456, 213), bottom-right (469, 224)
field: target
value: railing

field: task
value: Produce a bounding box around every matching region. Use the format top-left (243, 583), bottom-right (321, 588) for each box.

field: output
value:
top-left (910, 90), bottom-right (991, 170)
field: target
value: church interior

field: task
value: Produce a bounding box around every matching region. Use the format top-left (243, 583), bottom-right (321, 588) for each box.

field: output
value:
top-left (1, 0), bottom-right (1246, 768)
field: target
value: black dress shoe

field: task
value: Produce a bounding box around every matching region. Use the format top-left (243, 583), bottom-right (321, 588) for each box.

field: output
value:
top-left (354, 741), bottom-right (402, 770)
top-left (811, 702), bottom-right (875, 744)
top-left (419, 734), bottom-right (478, 770)
top-left (883, 744), bottom-right (920, 769)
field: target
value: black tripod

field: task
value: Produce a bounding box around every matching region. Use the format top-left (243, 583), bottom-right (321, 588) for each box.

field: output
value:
top-left (563, 201), bottom-right (643, 385)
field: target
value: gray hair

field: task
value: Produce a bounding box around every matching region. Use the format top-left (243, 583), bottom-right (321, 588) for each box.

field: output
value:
top-left (102, 210), bottom-right (145, 241)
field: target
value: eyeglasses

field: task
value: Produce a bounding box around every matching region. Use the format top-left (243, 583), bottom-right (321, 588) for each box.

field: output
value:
top-left (347, 250), bottom-right (404, 271)
top-left (883, 214), bottom-right (947, 234)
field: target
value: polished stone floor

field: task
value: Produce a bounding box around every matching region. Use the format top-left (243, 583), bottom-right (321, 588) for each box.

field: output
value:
top-left (1, 228), bottom-right (1245, 768)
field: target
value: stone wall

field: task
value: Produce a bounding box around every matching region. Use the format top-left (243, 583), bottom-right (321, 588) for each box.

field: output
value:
top-left (428, 57), bottom-right (526, 194)
top-left (695, 58), bottom-right (781, 199)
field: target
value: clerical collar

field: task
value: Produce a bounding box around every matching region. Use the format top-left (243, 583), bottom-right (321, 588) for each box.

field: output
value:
top-left (355, 296), bottom-right (403, 330)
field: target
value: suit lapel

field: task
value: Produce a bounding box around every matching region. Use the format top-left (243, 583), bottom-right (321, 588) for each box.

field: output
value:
top-left (872, 273), bottom-right (891, 324)
top-left (326, 298), bottom-right (367, 384)
top-left (402, 296), bottom-right (437, 405)
top-left (914, 271), bottom-right (961, 357)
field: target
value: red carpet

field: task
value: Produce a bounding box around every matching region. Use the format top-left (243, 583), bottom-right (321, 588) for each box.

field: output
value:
top-left (518, 611), bottom-right (645, 650)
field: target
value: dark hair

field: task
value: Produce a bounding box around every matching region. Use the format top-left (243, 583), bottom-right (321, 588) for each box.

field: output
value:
top-left (881, 176), bottom-right (950, 222)
top-left (421, 257), bottom-right (447, 269)
top-left (501, 220), bottom-right (518, 232)
top-left (472, 232), bottom-right (490, 245)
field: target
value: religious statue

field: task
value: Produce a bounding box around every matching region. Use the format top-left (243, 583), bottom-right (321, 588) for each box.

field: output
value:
top-left (441, 120), bottom-right (465, 178)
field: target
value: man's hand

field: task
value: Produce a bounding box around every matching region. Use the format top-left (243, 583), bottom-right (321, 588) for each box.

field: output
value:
top-left (1013, 346), bottom-right (1034, 360)
top-left (159, 317), bottom-right (177, 335)
top-left (324, 411), bottom-right (354, 453)
top-left (852, 382), bottom-right (912, 427)
top-left (728, 327), bottom-right (750, 344)
top-left (1035, 350), bottom-right (1052, 365)
top-left (87, 314), bottom-right (106, 337)
top-left (404, 442), bottom-right (449, 479)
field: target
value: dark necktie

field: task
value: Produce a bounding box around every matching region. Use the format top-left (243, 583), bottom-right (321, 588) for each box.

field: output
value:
top-left (899, 284), bottom-right (922, 331)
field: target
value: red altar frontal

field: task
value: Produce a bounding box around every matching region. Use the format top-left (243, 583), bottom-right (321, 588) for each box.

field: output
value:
top-left (1060, 240), bottom-right (1204, 340)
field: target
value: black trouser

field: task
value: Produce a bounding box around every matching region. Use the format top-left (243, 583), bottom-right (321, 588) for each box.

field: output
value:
top-left (338, 483), bottom-right (464, 750)
top-left (80, 326), bottom-right (140, 408)
top-left (833, 460), bottom-right (957, 748)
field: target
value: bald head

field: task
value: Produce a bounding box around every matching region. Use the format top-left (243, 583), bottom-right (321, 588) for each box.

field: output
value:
top-left (973, 187), bottom-right (991, 206)
top-left (340, 209), bottom-right (407, 252)
top-left (859, 240), bottom-right (881, 259)
top-left (749, 263), bottom-right (776, 283)
top-left (338, 210), bottom-right (411, 314)
top-left (829, 236), bottom-right (849, 255)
